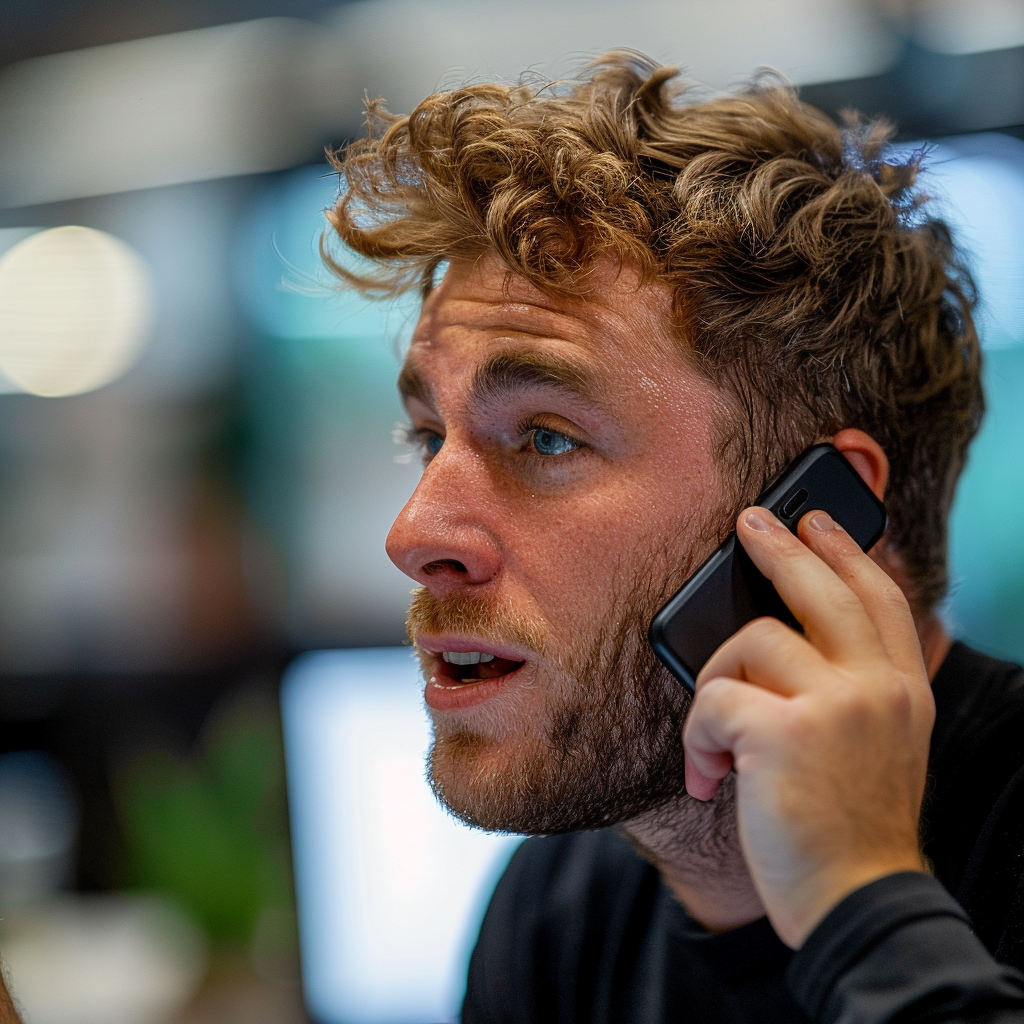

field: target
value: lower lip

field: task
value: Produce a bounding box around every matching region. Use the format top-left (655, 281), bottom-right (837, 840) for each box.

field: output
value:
top-left (423, 662), bottom-right (525, 711)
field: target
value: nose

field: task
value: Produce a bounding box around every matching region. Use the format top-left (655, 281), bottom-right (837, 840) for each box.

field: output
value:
top-left (385, 450), bottom-right (502, 596)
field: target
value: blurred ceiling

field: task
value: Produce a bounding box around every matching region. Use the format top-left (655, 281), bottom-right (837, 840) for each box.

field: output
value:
top-left (3, 0), bottom-right (1024, 208)
top-left (0, 0), bottom-right (346, 67)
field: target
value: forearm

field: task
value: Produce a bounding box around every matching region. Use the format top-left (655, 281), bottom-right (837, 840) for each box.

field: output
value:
top-left (788, 873), bottom-right (1024, 1024)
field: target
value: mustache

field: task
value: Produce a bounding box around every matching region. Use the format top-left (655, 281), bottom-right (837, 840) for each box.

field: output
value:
top-left (406, 587), bottom-right (547, 656)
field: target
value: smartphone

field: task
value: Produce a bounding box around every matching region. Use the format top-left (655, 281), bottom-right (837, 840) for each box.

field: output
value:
top-left (648, 443), bottom-right (887, 692)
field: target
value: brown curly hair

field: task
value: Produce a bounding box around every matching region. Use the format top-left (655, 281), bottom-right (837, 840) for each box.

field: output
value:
top-left (324, 52), bottom-right (983, 613)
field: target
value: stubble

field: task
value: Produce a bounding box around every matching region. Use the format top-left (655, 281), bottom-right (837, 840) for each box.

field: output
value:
top-left (408, 514), bottom-right (739, 849)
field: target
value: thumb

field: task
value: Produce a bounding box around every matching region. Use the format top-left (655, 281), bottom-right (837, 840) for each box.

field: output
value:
top-left (685, 749), bottom-right (730, 801)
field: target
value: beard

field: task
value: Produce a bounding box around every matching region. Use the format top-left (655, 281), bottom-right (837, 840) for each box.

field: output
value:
top-left (408, 514), bottom-right (732, 838)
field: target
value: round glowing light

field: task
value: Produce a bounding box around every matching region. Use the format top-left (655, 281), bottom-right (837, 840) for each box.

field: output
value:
top-left (0, 225), bottom-right (154, 397)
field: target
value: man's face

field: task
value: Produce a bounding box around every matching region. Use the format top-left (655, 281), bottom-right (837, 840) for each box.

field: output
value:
top-left (386, 256), bottom-right (735, 833)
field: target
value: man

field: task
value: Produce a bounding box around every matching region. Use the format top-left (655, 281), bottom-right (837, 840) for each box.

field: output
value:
top-left (0, 52), bottom-right (1012, 1024)
top-left (322, 53), bottom-right (1024, 1022)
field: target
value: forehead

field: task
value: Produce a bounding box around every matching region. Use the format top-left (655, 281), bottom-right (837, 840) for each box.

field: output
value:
top-left (401, 257), bottom-right (685, 392)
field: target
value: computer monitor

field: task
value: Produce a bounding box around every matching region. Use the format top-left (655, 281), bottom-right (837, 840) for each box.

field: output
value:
top-left (281, 648), bottom-right (522, 1024)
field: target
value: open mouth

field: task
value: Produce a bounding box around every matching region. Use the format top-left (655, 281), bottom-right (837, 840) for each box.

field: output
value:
top-left (437, 650), bottom-right (526, 683)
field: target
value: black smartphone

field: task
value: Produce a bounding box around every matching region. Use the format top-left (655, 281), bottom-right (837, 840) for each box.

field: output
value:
top-left (648, 443), bottom-right (888, 692)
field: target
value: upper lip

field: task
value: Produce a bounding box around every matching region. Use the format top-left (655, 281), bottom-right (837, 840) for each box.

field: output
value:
top-left (415, 633), bottom-right (533, 663)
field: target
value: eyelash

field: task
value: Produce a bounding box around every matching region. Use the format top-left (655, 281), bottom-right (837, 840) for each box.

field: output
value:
top-left (514, 417), bottom-right (585, 458)
top-left (397, 425), bottom-right (445, 463)
top-left (397, 420), bottom-right (586, 463)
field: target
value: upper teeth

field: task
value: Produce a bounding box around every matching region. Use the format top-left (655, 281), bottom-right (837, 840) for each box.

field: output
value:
top-left (442, 651), bottom-right (496, 665)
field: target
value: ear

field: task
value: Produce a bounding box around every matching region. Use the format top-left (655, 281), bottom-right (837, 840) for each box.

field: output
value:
top-left (831, 428), bottom-right (889, 501)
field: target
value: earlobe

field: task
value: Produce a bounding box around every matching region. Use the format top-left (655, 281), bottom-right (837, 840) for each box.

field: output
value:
top-left (830, 428), bottom-right (889, 501)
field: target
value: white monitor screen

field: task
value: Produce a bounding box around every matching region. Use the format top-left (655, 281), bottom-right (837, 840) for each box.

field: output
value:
top-left (281, 648), bottom-right (522, 1024)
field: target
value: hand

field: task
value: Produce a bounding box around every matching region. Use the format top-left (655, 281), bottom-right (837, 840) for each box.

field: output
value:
top-left (682, 507), bottom-right (936, 948)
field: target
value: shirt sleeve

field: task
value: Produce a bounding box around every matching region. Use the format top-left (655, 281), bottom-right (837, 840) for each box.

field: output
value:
top-left (786, 872), bottom-right (1024, 1024)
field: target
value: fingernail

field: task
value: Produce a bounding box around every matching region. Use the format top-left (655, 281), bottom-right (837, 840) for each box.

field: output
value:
top-left (809, 513), bottom-right (841, 532)
top-left (744, 509), bottom-right (773, 532)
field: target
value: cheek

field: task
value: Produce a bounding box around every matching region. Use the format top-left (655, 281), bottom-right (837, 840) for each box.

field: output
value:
top-left (507, 451), bottom-right (725, 627)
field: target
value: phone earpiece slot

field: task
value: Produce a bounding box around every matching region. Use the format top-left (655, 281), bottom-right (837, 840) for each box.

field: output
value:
top-left (780, 487), bottom-right (809, 520)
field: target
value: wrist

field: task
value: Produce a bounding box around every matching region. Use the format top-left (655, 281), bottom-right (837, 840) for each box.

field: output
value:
top-left (779, 857), bottom-right (930, 949)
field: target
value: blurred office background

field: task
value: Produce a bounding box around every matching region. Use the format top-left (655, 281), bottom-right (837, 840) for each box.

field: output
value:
top-left (0, 0), bottom-right (1022, 1021)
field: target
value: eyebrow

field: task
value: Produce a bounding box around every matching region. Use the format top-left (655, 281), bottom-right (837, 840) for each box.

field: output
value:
top-left (398, 349), bottom-right (604, 412)
top-left (398, 362), bottom-right (434, 408)
top-left (469, 351), bottom-right (602, 407)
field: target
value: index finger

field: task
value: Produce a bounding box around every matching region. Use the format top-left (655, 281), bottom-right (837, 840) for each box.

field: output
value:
top-left (737, 506), bottom-right (885, 667)
top-left (796, 509), bottom-right (926, 681)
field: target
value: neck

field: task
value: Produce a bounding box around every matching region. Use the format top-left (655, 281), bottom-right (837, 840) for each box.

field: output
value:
top-left (620, 776), bottom-right (767, 931)
top-left (624, 612), bottom-right (952, 933)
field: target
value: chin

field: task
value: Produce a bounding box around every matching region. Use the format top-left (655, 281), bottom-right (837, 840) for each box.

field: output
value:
top-left (419, 594), bottom-right (693, 835)
top-left (425, 714), bottom-right (685, 837)
top-left (427, 727), bottom-right (543, 833)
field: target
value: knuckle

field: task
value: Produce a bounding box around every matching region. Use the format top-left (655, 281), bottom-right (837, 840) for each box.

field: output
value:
top-left (692, 681), bottom-right (737, 728)
top-left (780, 703), bottom-right (816, 744)
top-left (692, 674), bottom-right (727, 708)
top-left (831, 681), bottom-right (870, 720)
top-left (878, 582), bottom-right (912, 617)
top-left (832, 589), bottom-right (864, 617)
top-left (740, 616), bottom-right (801, 665)
top-left (883, 673), bottom-right (916, 719)
top-left (834, 664), bottom-right (916, 723)
top-left (741, 616), bottom-right (793, 646)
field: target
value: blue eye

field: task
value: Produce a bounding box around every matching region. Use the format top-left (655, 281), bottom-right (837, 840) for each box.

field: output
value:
top-left (530, 428), bottom-right (579, 456)
top-left (424, 433), bottom-right (444, 457)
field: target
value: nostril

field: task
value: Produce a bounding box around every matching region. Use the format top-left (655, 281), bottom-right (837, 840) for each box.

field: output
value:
top-left (422, 558), bottom-right (468, 576)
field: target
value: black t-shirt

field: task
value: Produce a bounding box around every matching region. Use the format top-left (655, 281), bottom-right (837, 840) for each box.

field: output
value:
top-left (463, 642), bottom-right (1024, 1024)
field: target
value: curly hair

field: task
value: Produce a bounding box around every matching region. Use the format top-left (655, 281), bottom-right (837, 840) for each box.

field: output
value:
top-left (324, 52), bottom-right (983, 613)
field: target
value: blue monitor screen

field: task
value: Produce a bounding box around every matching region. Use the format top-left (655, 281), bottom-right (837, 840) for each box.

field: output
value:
top-left (281, 648), bottom-right (522, 1024)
